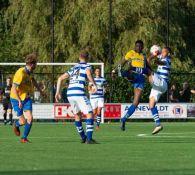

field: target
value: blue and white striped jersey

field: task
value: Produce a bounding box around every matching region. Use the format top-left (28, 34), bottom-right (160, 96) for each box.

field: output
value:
top-left (67, 62), bottom-right (91, 97)
top-left (90, 76), bottom-right (107, 99)
top-left (156, 56), bottom-right (171, 82)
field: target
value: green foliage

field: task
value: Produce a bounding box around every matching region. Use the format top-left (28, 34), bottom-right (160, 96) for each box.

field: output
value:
top-left (0, 0), bottom-right (194, 102)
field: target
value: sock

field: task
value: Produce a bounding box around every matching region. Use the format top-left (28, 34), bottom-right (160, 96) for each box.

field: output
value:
top-left (75, 121), bottom-right (86, 140)
top-left (3, 113), bottom-right (7, 123)
top-left (15, 120), bottom-right (22, 127)
top-left (121, 104), bottom-right (136, 122)
top-left (86, 118), bottom-right (94, 141)
top-left (96, 114), bottom-right (101, 127)
top-left (9, 113), bottom-right (13, 123)
top-left (151, 107), bottom-right (161, 126)
top-left (22, 122), bottom-right (32, 139)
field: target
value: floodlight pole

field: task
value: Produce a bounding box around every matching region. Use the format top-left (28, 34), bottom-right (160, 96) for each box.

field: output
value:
top-left (166, 0), bottom-right (170, 47)
top-left (51, 0), bottom-right (55, 103)
top-left (166, 0), bottom-right (170, 102)
top-left (108, 0), bottom-right (113, 103)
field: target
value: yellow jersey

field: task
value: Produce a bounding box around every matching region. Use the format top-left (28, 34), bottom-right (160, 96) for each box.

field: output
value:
top-left (10, 67), bottom-right (34, 100)
top-left (125, 50), bottom-right (146, 68)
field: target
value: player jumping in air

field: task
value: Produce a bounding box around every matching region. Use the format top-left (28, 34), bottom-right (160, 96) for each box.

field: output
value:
top-left (88, 68), bottom-right (107, 130)
top-left (2, 77), bottom-right (13, 125)
top-left (11, 53), bottom-right (45, 143)
top-left (116, 40), bottom-right (149, 131)
top-left (55, 50), bottom-right (98, 144)
top-left (147, 47), bottom-right (171, 134)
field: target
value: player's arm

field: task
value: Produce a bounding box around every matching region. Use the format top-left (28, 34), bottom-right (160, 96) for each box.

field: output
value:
top-left (86, 68), bottom-right (97, 93)
top-left (112, 58), bottom-right (129, 73)
top-left (88, 82), bottom-right (93, 92)
top-left (11, 84), bottom-right (22, 108)
top-left (55, 73), bottom-right (69, 102)
top-left (154, 60), bottom-right (166, 65)
top-left (191, 89), bottom-right (195, 94)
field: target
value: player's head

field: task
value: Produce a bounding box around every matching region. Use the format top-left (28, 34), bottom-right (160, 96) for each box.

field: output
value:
top-left (162, 47), bottom-right (171, 58)
top-left (6, 77), bottom-right (11, 85)
top-left (79, 50), bottom-right (89, 62)
top-left (171, 84), bottom-right (176, 90)
top-left (94, 68), bottom-right (101, 77)
top-left (135, 40), bottom-right (144, 53)
top-left (25, 53), bottom-right (37, 72)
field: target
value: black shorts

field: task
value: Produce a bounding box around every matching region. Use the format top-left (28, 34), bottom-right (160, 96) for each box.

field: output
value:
top-left (2, 98), bottom-right (13, 110)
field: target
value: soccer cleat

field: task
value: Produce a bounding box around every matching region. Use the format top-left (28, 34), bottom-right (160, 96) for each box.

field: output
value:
top-left (152, 125), bottom-right (163, 135)
top-left (20, 138), bottom-right (31, 143)
top-left (8, 121), bottom-right (13, 126)
top-left (4, 120), bottom-right (7, 125)
top-left (121, 120), bottom-right (126, 131)
top-left (86, 139), bottom-right (99, 144)
top-left (13, 123), bottom-right (20, 136)
top-left (81, 137), bottom-right (87, 143)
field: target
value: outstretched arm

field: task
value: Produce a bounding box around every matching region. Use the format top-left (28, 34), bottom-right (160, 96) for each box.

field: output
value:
top-left (55, 73), bottom-right (69, 102)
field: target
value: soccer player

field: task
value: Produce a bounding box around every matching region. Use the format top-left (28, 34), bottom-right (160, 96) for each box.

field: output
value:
top-left (2, 77), bottom-right (13, 125)
top-left (55, 50), bottom-right (98, 144)
top-left (88, 68), bottom-right (107, 130)
top-left (117, 40), bottom-right (149, 131)
top-left (10, 53), bottom-right (44, 143)
top-left (147, 47), bottom-right (171, 134)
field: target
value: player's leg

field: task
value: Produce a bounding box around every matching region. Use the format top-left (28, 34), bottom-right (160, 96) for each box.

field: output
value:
top-left (149, 90), bottom-right (163, 135)
top-left (96, 98), bottom-right (104, 129)
top-left (3, 109), bottom-right (7, 125)
top-left (22, 110), bottom-right (33, 142)
top-left (68, 97), bottom-right (87, 142)
top-left (11, 98), bottom-right (25, 136)
top-left (80, 96), bottom-right (97, 144)
top-left (21, 98), bottom-right (33, 143)
top-left (7, 107), bottom-right (13, 125)
top-left (149, 74), bottom-right (166, 134)
top-left (8, 101), bottom-right (13, 125)
top-left (75, 112), bottom-right (87, 143)
top-left (121, 87), bottom-right (142, 131)
top-left (3, 100), bottom-right (8, 125)
top-left (90, 98), bottom-right (98, 128)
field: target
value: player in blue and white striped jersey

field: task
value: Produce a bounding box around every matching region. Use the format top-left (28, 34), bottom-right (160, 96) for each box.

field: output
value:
top-left (88, 68), bottom-right (107, 129)
top-left (147, 47), bottom-right (171, 134)
top-left (55, 50), bottom-right (98, 144)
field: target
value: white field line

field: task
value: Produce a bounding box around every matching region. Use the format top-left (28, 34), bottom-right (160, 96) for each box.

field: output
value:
top-left (137, 132), bottom-right (195, 138)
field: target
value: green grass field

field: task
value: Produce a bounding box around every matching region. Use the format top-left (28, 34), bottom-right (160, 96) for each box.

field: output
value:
top-left (0, 122), bottom-right (195, 175)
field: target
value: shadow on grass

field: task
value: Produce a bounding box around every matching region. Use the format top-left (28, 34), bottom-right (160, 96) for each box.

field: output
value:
top-left (1, 168), bottom-right (195, 175)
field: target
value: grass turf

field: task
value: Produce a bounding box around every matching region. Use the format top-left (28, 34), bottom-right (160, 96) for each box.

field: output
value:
top-left (0, 122), bottom-right (195, 175)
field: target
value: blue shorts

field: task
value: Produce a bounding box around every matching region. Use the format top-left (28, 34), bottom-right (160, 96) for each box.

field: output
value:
top-left (122, 70), bottom-right (145, 90)
top-left (132, 73), bottom-right (145, 90)
top-left (10, 98), bottom-right (32, 117)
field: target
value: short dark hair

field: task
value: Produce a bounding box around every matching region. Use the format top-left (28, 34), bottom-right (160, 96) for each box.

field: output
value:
top-left (79, 49), bottom-right (89, 59)
top-left (164, 46), bottom-right (171, 54)
top-left (95, 67), bottom-right (101, 71)
top-left (25, 53), bottom-right (38, 65)
top-left (135, 40), bottom-right (144, 46)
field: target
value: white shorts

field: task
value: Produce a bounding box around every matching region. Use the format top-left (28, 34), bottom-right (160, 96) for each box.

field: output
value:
top-left (67, 96), bottom-right (93, 115)
top-left (90, 98), bottom-right (104, 110)
top-left (149, 73), bottom-right (168, 102)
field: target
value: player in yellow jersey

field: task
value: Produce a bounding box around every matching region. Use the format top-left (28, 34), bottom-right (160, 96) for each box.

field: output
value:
top-left (114, 40), bottom-right (150, 131)
top-left (11, 53), bottom-right (44, 143)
